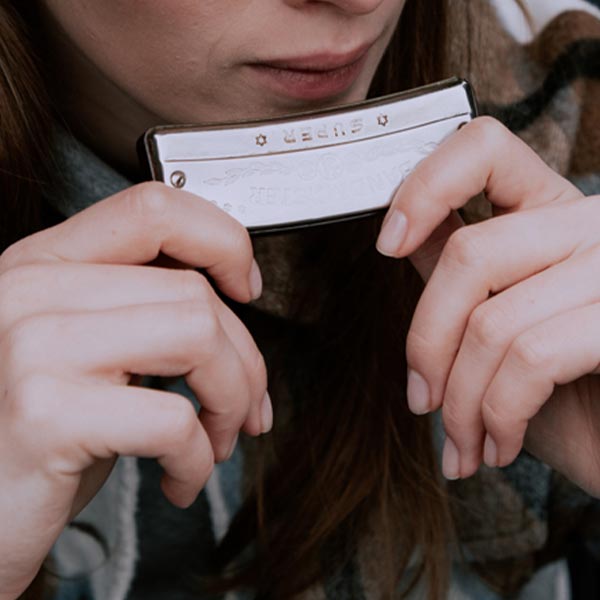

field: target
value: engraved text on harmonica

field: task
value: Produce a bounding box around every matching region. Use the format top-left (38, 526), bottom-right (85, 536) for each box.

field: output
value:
top-left (245, 164), bottom-right (411, 208)
top-left (282, 118), bottom-right (364, 144)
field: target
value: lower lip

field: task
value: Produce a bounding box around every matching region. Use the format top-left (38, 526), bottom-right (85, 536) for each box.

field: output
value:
top-left (248, 53), bottom-right (369, 101)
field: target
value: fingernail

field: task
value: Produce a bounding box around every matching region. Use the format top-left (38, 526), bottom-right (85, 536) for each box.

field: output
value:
top-left (483, 434), bottom-right (498, 468)
top-left (261, 391), bottom-right (273, 434)
top-left (376, 210), bottom-right (407, 257)
top-left (249, 259), bottom-right (263, 300)
top-left (442, 437), bottom-right (460, 480)
top-left (226, 433), bottom-right (239, 461)
top-left (407, 369), bottom-right (430, 414)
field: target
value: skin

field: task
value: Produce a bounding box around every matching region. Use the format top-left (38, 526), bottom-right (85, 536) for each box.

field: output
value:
top-left (1, 0), bottom-right (599, 597)
top-left (40, 0), bottom-right (403, 176)
top-left (1, 1), bottom-right (406, 597)
top-left (376, 118), bottom-right (600, 496)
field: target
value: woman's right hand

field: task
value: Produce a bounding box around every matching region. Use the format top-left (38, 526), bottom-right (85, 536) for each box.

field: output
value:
top-left (0, 182), bottom-right (269, 599)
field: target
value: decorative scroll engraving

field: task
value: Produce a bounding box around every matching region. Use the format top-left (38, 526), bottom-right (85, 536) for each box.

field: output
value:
top-left (203, 161), bottom-right (291, 186)
top-left (352, 139), bottom-right (441, 163)
top-left (202, 138), bottom-right (441, 189)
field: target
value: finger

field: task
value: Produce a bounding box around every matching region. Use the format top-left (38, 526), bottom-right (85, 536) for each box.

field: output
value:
top-left (0, 182), bottom-right (262, 303)
top-left (2, 301), bottom-right (257, 462)
top-left (480, 303), bottom-right (600, 470)
top-left (441, 242), bottom-right (600, 478)
top-left (405, 198), bottom-right (597, 419)
top-left (0, 263), bottom-right (269, 438)
top-left (215, 301), bottom-right (270, 439)
top-left (0, 263), bottom-right (220, 336)
top-left (9, 373), bottom-right (213, 508)
top-left (408, 211), bottom-right (464, 282)
top-left (376, 116), bottom-right (583, 258)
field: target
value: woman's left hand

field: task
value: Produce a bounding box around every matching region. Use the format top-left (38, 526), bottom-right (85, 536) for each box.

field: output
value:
top-left (376, 116), bottom-right (600, 497)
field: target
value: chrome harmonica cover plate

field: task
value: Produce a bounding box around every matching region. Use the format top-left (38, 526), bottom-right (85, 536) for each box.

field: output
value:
top-left (143, 78), bottom-right (477, 234)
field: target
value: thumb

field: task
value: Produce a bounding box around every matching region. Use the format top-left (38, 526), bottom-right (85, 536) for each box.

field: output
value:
top-left (408, 210), bottom-right (465, 282)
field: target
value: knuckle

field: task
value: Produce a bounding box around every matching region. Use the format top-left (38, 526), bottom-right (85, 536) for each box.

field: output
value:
top-left (0, 263), bottom-right (24, 292)
top-left (178, 303), bottom-right (222, 358)
top-left (0, 267), bottom-right (28, 330)
top-left (0, 239), bottom-right (29, 274)
top-left (177, 270), bottom-right (212, 303)
top-left (2, 314), bottom-right (59, 374)
top-left (124, 182), bottom-right (170, 225)
top-left (465, 116), bottom-right (510, 150)
top-left (225, 224), bottom-right (253, 263)
top-left (441, 227), bottom-right (486, 272)
top-left (467, 303), bottom-right (510, 349)
top-left (164, 399), bottom-right (199, 447)
top-left (510, 330), bottom-right (552, 371)
top-left (9, 373), bottom-right (60, 429)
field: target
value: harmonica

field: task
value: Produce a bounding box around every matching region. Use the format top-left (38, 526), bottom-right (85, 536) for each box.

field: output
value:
top-left (143, 77), bottom-right (477, 234)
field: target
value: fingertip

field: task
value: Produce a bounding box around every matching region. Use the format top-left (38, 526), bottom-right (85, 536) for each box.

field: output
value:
top-left (227, 433), bottom-right (239, 460)
top-left (213, 437), bottom-right (235, 463)
top-left (442, 437), bottom-right (461, 480)
top-left (460, 452), bottom-right (483, 478)
top-left (160, 475), bottom-right (198, 509)
top-left (407, 369), bottom-right (431, 415)
top-left (440, 429), bottom-right (484, 480)
top-left (238, 391), bottom-right (271, 439)
top-left (249, 258), bottom-right (263, 300)
top-left (214, 433), bottom-right (239, 463)
top-left (495, 441), bottom-right (523, 469)
top-left (483, 433), bottom-right (498, 468)
top-left (261, 391), bottom-right (273, 434)
top-left (376, 209), bottom-right (407, 257)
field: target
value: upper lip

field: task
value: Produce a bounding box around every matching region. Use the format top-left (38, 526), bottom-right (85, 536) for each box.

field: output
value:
top-left (254, 41), bottom-right (373, 72)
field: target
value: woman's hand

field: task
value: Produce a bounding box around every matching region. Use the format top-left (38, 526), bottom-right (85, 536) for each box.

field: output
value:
top-left (0, 183), bottom-right (269, 598)
top-left (375, 116), bottom-right (600, 497)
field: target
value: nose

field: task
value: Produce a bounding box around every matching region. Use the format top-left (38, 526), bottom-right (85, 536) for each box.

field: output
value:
top-left (284, 0), bottom-right (385, 15)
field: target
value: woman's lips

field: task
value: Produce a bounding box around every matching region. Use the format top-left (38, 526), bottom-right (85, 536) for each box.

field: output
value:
top-left (248, 45), bottom-right (372, 101)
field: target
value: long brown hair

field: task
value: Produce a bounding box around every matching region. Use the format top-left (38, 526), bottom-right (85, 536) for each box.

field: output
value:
top-left (208, 2), bottom-right (453, 599)
top-left (1, 1), bottom-right (452, 599)
top-left (0, 2), bottom-right (53, 252)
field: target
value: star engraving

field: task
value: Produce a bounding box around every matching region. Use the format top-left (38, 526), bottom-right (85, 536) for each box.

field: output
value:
top-left (377, 114), bottom-right (389, 127)
top-left (255, 134), bottom-right (268, 147)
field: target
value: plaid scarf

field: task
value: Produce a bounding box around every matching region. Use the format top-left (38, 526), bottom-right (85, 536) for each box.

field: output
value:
top-left (288, 1), bottom-right (600, 597)
top-left (45, 2), bottom-right (600, 599)
top-left (448, 0), bottom-right (600, 594)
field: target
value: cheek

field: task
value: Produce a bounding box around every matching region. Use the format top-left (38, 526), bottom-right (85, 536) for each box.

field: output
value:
top-left (45, 0), bottom-right (230, 100)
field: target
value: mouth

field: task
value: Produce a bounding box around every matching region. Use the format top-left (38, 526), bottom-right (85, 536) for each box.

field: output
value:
top-left (247, 42), bottom-right (374, 101)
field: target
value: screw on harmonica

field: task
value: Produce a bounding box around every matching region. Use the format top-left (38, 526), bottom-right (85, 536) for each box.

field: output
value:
top-left (170, 171), bottom-right (187, 189)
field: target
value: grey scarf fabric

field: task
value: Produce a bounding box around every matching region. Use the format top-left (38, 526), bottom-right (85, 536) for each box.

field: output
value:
top-left (46, 0), bottom-right (600, 596)
top-left (45, 120), bottom-right (569, 600)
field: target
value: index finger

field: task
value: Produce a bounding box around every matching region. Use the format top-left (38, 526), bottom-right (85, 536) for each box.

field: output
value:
top-left (376, 116), bottom-right (582, 259)
top-left (0, 182), bottom-right (261, 303)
